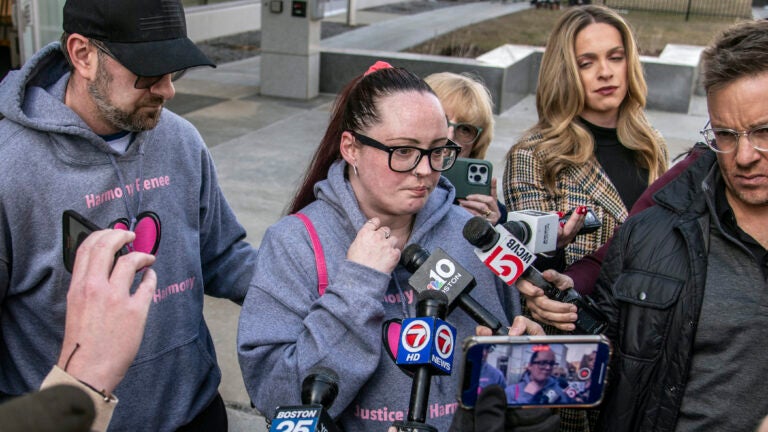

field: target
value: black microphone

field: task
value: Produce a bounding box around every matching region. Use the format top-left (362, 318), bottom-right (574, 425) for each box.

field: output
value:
top-left (392, 290), bottom-right (454, 432)
top-left (463, 216), bottom-right (608, 335)
top-left (269, 367), bottom-right (341, 432)
top-left (0, 385), bottom-right (96, 432)
top-left (400, 244), bottom-right (508, 336)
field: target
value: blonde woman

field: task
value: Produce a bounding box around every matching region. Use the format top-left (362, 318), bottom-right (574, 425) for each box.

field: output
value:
top-left (503, 5), bottom-right (667, 431)
top-left (426, 72), bottom-right (507, 224)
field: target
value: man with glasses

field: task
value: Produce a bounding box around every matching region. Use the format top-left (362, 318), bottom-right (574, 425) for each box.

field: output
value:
top-left (587, 20), bottom-right (768, 431)
top-left (0, 0), bottom-right (256, 430)
top-left (506, 348), bottom-right (572, 404)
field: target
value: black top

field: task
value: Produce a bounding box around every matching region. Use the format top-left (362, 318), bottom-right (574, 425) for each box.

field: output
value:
top-left (581, 118), bottom-right (648, 210)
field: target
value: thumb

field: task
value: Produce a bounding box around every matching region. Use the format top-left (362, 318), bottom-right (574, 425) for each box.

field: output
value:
top-left (541, 269), bottom-right (573, 290)
top-left (508, 316), bottom-right (545, 336)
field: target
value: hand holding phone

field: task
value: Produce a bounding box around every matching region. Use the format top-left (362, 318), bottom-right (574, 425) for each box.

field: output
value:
top-left (558, 207), bottom-right (601, 235)
top-left (62, 210), bottom-right (128, 273)
top-left (443, 158), bottom-right (493, 201)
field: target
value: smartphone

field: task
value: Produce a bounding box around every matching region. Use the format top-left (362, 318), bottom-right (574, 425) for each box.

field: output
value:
top-left (559, 207), bottom-right (602, 235)
top-left (458, 335), bottom-right (611, 409)
top-left (62, 210), bottom-right (127, 273)
top-left (443, 158), bottom-right (493, 200)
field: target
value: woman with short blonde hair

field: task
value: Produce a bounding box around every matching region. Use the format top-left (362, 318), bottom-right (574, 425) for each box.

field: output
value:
top-left (426, 72), bottom-right (507, 224)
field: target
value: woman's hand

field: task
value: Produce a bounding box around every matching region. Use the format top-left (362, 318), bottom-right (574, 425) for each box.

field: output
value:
top-left (556, 206), bottom-right (587, 249)
top-left (347, 217), bottom-right (401, 275)
top-left (475, 315), bottom-right (545, 337)
top-left (457, 178), bottom-right (501, 225)
top-left (516, 270), bottom-right (578, 331)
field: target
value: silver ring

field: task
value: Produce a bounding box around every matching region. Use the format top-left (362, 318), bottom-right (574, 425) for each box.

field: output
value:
top-left (383, 229), bottom-right (391, 239)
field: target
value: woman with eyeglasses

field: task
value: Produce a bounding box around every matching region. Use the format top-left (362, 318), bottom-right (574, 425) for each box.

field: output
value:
top-left (506, 348), bottom-right (573, 405)
top-left (238, 62), bottom-right (542, 432)
top-left (425, 72), bottom-right (507, 225)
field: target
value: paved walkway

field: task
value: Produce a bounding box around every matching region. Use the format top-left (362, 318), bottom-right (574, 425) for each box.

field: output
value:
top-left (168, 3), bottom-right (709, 430)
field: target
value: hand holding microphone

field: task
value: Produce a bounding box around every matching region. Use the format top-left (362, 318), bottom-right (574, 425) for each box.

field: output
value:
top-left (462, 217), bottom-right (607, 335)
top-left (515, 270), bottom-right (580, 332)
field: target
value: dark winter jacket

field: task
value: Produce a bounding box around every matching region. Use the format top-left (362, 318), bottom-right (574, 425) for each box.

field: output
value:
top-left (591, 148), bottom-right (717, 431)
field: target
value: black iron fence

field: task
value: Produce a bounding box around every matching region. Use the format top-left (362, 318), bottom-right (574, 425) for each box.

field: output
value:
top-left (599, 0), bottom-right (752, 20)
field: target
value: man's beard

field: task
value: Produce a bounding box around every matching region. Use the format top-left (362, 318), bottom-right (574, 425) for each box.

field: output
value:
top-left (88, 61), bottom-right (164, 132)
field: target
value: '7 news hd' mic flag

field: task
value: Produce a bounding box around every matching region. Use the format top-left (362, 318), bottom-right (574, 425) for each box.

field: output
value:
top-left (396, 316), bottom-right (457, 375)
top-left (392, 290), bottom-right (453, 432)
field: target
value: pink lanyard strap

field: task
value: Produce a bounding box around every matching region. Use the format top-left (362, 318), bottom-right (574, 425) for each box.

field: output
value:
top-left (292, 213), bottom-right (328, 296)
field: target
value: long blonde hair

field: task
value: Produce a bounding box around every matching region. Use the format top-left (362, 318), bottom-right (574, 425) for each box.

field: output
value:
top-left (516, 5), bottom-right (666, 194)
top-left (425, 72), bottom-right (495, 159)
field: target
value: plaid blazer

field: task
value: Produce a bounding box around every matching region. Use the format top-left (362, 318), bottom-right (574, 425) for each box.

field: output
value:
top-left (503, 140), bottom-right (632, 432)
top-left (503, 143), bottom-right (629, 267)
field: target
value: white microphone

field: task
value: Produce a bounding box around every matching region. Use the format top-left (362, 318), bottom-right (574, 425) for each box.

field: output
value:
top-left (505, 210), bottom-right (559, 255)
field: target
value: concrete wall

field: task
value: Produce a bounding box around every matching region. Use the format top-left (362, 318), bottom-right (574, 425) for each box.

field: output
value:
top-left (320, 43), bottom-right (704, 114)
top-left (319, 48), bottom-right (539, 114)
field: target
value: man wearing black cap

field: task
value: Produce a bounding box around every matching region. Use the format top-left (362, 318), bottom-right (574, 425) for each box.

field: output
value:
top-left (0, 0), bottom-right (257, 431)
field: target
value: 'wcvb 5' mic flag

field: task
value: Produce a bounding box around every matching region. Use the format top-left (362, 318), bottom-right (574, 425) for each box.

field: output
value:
top-left (396, 317), bottom-right (457, 375)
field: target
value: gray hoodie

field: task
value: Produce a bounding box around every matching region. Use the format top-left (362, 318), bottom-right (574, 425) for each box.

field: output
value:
top-left (238, 160), bottom-right (521, 431)
top-left (0, 42), bottom-right (256, 431)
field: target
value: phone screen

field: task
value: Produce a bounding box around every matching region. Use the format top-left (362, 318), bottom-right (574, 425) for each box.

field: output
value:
top-left (62, 210), bottom-right (102, 273)
top-left (459, 336), bottom-right (610, 409)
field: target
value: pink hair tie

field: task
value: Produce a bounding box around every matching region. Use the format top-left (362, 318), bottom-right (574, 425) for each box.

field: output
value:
top-left (364, 60), bottom-right (393, 76)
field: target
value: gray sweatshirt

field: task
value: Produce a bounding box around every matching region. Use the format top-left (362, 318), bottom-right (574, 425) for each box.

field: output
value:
top-left (238, 160), bottom-right (521, 431)
top-left (0, 42), bottom-right (257, 431)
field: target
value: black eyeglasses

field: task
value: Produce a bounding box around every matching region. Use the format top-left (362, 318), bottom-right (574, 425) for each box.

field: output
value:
top-left (349, 130), bottom-right (460, 173)
top-left (531, 360), bottom-right (557, 367)
top-left (91, 40), bottom-right (187, 90)
top-left (700, 120), bottom-right (768, 154)
top-left (447, 120), bottom-right (483, 146)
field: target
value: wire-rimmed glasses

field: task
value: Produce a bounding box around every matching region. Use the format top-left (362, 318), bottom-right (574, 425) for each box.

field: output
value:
top-left (700, 120), bottom-right (768, 154)
top-left (447, 120), bottom-right (483, 146)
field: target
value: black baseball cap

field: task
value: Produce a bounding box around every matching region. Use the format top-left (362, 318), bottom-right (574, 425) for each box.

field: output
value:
top-left (63, 0), bottom-right (215, 77)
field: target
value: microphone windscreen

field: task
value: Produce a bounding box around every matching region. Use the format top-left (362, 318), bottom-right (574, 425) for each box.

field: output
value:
top-left (302, 366), bottom-right (340, 408)
top-left (416, 289), bottom-right (449, 304)
top-left (462, 217), bottom-right (496, 249)
top-left (0, 384), bottom-right (95, 432)
top-left (400, 244), bottom-right (429, 272)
